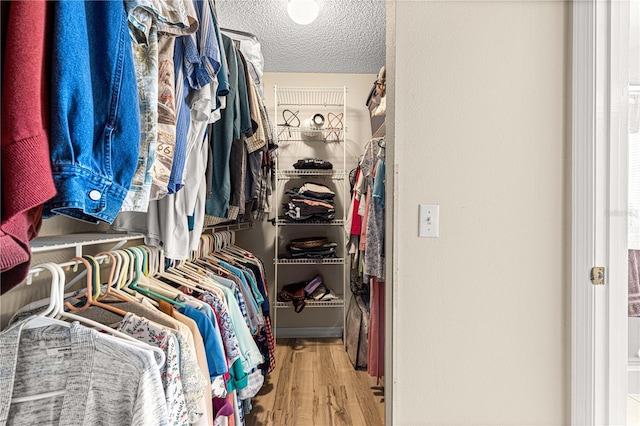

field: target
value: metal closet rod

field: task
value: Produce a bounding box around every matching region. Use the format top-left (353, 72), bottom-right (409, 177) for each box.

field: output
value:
top-left (220, 27), bottom-right (258, 40)
top-left (25, 224), bottom-right (250, 285)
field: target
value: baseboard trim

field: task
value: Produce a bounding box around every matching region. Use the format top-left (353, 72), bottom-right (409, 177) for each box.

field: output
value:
top-left (276, 327), bottom-right (343, 338)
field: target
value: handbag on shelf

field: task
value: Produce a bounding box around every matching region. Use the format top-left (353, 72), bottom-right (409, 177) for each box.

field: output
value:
top-left (277, 282), bottom-right (307, 313)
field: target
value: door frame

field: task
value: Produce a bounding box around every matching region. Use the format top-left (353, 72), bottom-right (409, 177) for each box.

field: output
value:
top-left (572, 1), bottom-right (630, 424)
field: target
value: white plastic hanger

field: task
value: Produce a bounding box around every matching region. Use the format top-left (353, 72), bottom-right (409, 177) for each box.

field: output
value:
top-left (20, 263), bottom-right (71, 331)
top-left (49, 263), bottom-right (167, 368)
top-left (11, 264), bottom-right (74, 404)
top-left (10, 262), bottom-right (166, 405)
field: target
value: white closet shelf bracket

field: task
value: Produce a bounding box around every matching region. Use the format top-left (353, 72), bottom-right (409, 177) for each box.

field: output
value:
top-left (30, 233), bottom-right (145, 255)
top-left (27, 232), bottom-right (144, 286)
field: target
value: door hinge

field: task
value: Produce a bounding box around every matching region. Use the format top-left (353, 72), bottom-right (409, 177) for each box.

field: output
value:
top-left (590, 266), bottom-right (605, 285)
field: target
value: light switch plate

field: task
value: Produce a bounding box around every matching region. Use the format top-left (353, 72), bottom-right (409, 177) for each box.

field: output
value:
top-left (419, 204), bottom-right (439, 238)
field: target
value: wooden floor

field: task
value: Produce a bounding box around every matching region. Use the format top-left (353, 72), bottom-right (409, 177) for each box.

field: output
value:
top-left (245, 338), bottom-right (385, 426)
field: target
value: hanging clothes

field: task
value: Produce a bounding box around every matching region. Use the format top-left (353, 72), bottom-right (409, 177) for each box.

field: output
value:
top-left (120, 0), bottom-right (197, 211)
top-left (0, 321), bottom-right (169, 426)
top-left (204, 34), bottom-right (239, 221)
top-left (4, 233), bottom-right (273, 425)
top-left (0, 0), bottom-right (56, 292)
top-left (43, 0), bottom-right (140, 223)
top-left (344, 137), bottom-right (386, 377)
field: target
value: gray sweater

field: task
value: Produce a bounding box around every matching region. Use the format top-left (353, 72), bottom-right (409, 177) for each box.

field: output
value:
top-left (0, 320), bottom-right (168, 426)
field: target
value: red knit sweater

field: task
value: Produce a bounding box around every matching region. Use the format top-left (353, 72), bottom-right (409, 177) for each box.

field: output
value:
top-left (0, 1), bottom-right (56, 293)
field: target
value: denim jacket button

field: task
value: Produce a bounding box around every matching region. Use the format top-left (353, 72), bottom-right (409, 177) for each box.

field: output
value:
top-left (88, 190), bottom-right (101, 201)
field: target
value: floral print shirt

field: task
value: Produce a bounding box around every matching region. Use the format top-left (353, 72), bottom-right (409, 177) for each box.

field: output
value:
top-left (199, 290), bottom-right (241, 366)
top-left (118, 312), bottom-right (189, 425)
top-left (118, 312), bottom-right (208, 424)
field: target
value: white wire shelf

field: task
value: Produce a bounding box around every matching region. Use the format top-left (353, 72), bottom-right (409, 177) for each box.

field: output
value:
top-left (276, 219), bottom-right (345, 226)
top-left (277, 170), bottom-right (345, 180)
top-left (30, 233), bottom-right (144, 254)
top-left (275, 258), bottom-right (345, 265)
top-left (275, 87), bottom-right (345, 106)
top-left (275, 298), bottom-right (345, 309)
top-left (203, 222), bottom-right (253, 232)
top-left (275, 126), bottom-right (343, 143)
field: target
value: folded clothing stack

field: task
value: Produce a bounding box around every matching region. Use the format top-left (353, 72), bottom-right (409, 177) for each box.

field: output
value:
top-left (281, 182), bottom-right (336, 222)
top-left (283, 236), bottom-right (338, 259)
top-left (293, 158), bottom-right (333, 170)
top-left (277, 274), bottom-right (338, 312)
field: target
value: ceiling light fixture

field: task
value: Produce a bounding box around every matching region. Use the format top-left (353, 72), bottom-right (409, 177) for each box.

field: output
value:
top-left (287, 0), bottom-right (319, 25)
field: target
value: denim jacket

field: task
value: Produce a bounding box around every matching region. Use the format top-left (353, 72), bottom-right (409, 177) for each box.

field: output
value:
top-left (44, 1), bottom-right (140, 224)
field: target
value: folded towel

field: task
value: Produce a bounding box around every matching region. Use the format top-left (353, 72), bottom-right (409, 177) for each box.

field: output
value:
top-left (629, 250), bottom-right (640, 317)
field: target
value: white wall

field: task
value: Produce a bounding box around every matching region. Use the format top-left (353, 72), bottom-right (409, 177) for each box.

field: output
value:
top-left (236, 72), bottom-right (377, 332)
top-left (389, 1), bottom-right (571, 424)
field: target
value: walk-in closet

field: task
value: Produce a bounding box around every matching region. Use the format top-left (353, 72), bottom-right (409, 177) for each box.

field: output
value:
top-left (0, 1), bottom-right (387, 425)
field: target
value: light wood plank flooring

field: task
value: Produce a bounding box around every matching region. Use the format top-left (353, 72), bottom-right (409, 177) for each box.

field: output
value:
top-left (245, 338), bottom-right (385, 426)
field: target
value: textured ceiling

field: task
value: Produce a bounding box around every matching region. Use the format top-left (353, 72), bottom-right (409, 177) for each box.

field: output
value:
top-left (215, 0), bottom-right (385, 74)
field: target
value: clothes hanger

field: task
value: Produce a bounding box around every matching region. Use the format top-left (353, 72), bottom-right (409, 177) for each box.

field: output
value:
top-left (196, 236), bottom-right (235, 275)
top-left (221, 231), bottom-right (252, 258)
top-left (159, 259), bottom-right (227, 297)
top-left (209, 233), bottom-right (237, 264)
top-left (159, 259), bottom-right (208, 291)
top-left (49, 263), bottom-right (166, 368)
top-left (172, 260), bottom-right (209, 283)
top-left (112, 249), bottom-right (143, 299)
top-left (125, 247), bottom-right (186, 308)
top-left (20, 263), bottom-right (71, 330)
top-left (194, 239), bottom-right (228, 280)
top-left (95, 251), bottom-right (134, 302)
top-left (135, 278), bottom-right (183, 300)
top-left (9, 268), bottom-right (71, 405)
top-left (223, 233), bottom-right (252, 257)
top-left (10, 264), bottom-right (76, 404)
top-left (137, 246), bottom-right (152, 276)
top-left (145, 246), bottom-right (160, 276)
top-left (220, 27), bottom-right (259, 41)
top-left (10, 261), bottom-right (166, 404)
top-left (63, 256), bottom-right (128, 317)
top-left (139, 266), bottom-right (209, 299)
top-left (141, 246), bottom-right (201, 297)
